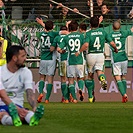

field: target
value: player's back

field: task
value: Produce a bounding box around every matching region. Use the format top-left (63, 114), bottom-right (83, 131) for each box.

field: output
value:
top-left (109, 30), bottom-right (132, 52)
top-left (86, 28), bottom-right (107, 53)
top-left (64, 32), bottom-right (84, 65)
top-left (109, 30), bottom-right (132, 63)
top-left (40, 31), bottom-right (59, 60)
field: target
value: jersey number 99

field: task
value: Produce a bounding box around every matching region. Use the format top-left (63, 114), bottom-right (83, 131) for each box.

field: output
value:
top-left (69, 39), bottom-right (80, 52)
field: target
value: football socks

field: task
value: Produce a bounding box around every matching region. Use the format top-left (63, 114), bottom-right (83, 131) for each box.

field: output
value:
top-left (61, 82), bottom-right (67, 98)
top-left (69, 84), bottom-right (77, 100)
top-left (85, 79), bottom-right (94, 98)
top-left (78, 80), bottom-right (84, 91)
top-left (117, 80), bottom-right (125, 96)
top-left (38, 80), bottom-right (45, 94)
top-left (45, 84), bottom-right (53, 100)
top-left (98, 74), bottom-right (106, 81)
top-left (122, 79), bottom-right (127, 94)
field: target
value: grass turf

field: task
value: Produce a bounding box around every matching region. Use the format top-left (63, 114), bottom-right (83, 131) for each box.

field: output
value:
top-left (0, 102), bottom-right (132, 133)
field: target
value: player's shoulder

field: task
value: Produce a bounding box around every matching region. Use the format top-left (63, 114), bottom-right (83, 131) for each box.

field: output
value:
top-left (86, 30), bottom-right (91, 35)
top-left (41, 31), bottom-right (48, 36)
top-left (120, 29), bottom-right (131, 35)
top-left (68, 31), bottom-right (82, 36)
top-left (60, 34), bottom-right (66, 38)
top-left (63, 33), bottom-right (70, 39)
top-left (55, 34), bottom-right (63, 39)
top-left (54, 35), bottom-right (59, 40)
top-left (20, 67), bottom-right (32, 73)
top-left (1, 64), bottom-right (7, 71)
top-left (50, 30), bottom-right (59, 35)
top-left (97, 28), bottom-right (106, 33)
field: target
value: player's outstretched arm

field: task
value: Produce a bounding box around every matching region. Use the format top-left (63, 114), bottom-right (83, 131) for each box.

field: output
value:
top-left (99, 16), bottom-right (103, 24)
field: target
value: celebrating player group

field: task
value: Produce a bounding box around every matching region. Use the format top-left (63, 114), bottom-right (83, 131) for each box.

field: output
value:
top-left (36, 16), bottom-right (133, 104)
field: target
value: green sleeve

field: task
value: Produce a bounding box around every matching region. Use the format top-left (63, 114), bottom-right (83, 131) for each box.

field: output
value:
top-left (123, 30), bottom-right (133, 37)
top-left (105, 31), bottom-right (113, 43)
top-left (52, 36), bottom-right (58, 47)
top-left (85, 32), bottom-right (90, 43)
top-left (81, 34), bottom-right (86, 46)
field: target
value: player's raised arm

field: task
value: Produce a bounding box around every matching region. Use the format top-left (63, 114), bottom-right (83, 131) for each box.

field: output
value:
top-left (36, 17), bottom-right (45, 27)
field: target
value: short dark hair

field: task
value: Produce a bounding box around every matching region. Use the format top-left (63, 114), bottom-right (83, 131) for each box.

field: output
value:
top-left (45, 20), bottom-right (54, 31)
top-left (101, 2), bottom-right (110, 9)
top-left (79, 23), bottom-right (87, 31)
top-left (60, 25), bottom-right (67, 31)
top-left (6, 45), bottom-right (26, 63)
top-left (90, 16), bottom-right (99, 28)
top-left (68, 20), bottom-right (79, 32)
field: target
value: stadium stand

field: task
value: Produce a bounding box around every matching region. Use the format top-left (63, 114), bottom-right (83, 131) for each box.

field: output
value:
top-left (0, 0), bottom-right (132, 68)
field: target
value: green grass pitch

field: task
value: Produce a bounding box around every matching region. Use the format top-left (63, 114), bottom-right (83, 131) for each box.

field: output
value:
top-left (0, 102), bottom-right (132, 133)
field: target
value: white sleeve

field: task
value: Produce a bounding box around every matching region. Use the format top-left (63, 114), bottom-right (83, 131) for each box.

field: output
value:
top-left (23, 68), bottom-right (33, 90)
top-left (0, 81), bottom-right (4, 90)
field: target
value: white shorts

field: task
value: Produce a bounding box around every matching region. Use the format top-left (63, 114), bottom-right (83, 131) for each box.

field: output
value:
top-left (112, 60), bottom-right (128, 76)
top-left (58, 60), bottom-right (67, 77)
top-left (39, 60), bottom-right (57, 76)
top-left (67, 65), bottom-right (84, 78)
top-left (86, 53), bottom-right (105, 73)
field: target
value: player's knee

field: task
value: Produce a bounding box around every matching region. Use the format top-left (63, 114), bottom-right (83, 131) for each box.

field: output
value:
top-left (0, 111), bottom-right (9, 120)
top-left (0, 113), bottom-right (13, 125)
